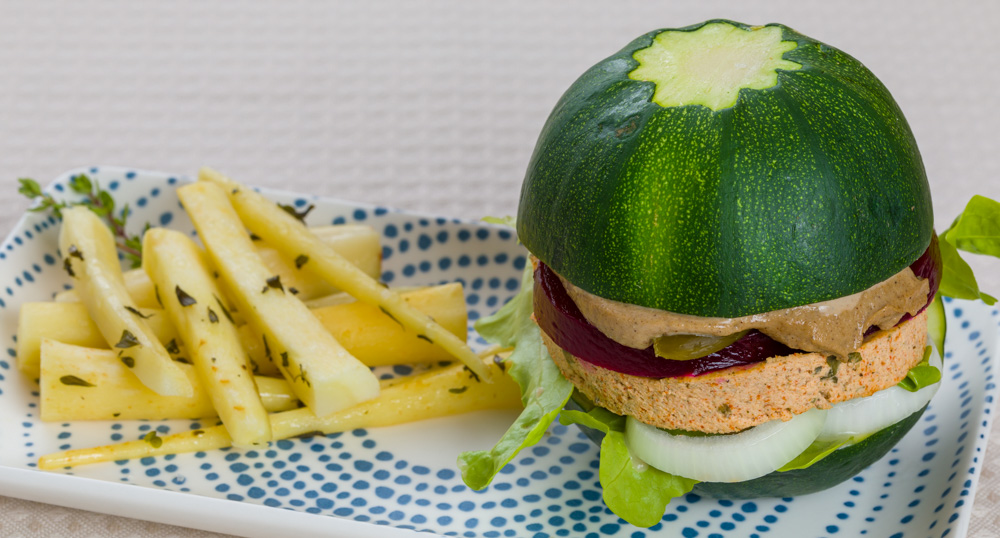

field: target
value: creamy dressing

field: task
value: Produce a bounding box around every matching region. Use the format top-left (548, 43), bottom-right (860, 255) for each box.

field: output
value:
top-left (561, 267), bottom-right (929, 359)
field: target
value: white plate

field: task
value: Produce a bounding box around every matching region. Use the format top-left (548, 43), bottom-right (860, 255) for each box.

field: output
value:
top-left (0, 167), bottom-right (996, 538)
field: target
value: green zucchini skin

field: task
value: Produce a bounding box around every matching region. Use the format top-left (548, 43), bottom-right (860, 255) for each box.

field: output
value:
top-left (517, 20), bottom-right (932, 317)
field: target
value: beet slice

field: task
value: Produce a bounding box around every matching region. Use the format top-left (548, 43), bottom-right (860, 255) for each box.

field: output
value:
top-left (535, 237), bottom-right (941, 379)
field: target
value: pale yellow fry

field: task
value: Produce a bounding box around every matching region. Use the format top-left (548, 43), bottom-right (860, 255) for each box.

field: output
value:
top-left (255, 225), bottom-right (382, 300)
top-left (58, 207), bottom-right (191, 397)
top-left (199, 167), bottom-right (490, 381)
top-left (271, 352), bottom-right (518, 438)
top-left (38, 427), bottom-right (233, 470)
top-left (177, 182), bottom-right (379, 417)
top-left (143, 228), bottom-right (272, 447)
top-left (54, 224), bottom-right (381, 305)
top-left (54, 267), bottom-right (159, 308)
top-left (39, 339), bottom-right (295, 421)
top-left (17, 302), bottom-right (177, 379)
top-left (245, 284), bottom-right (468, 369)
top-left (39, 352), bottom-right (520, 469)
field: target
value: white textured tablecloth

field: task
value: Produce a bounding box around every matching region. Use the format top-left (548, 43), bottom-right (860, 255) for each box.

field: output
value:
top-left (0, 1), bottom-right (997, 536)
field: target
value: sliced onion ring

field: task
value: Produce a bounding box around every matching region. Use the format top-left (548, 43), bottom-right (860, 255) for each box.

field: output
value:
top-left (817, 348), bottom-right (941, 441)
top-left (625, 408), bottom-right (827, 483)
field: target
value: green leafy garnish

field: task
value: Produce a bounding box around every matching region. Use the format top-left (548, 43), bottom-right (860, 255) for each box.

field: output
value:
top-left (943, 195), bottom-right (1000, 256)
top-left (938, 195), bottom-right (1000, 304)
top-left (897, 346), bottom-right (941, 392)
top-left (778, 436), bottom-right (856, 471)
top-left (59, 375), bottom-right (95, 387)
top-left (458, 266), bottom-right (574, 490)
top-left (278, 203), bottom-right (314, 223)
top-left (19, 175), bottom-right (147, 267)
top-left (559, 407), bottom-right (697, 527)
top-left (143, 431), bottom-right (163, 448)
top-left (115, 330), bottom-right (140, 349)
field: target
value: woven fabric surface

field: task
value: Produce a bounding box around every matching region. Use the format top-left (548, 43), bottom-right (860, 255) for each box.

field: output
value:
top-left (0, 1), bottom-right (997, 537)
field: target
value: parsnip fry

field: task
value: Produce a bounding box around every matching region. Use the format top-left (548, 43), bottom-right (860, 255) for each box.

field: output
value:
top-left (271, 353), bottom-right (519, 438)
top-left (17, 302), bottom-right (177, 379)
top-left (143, 228), bottom-right (272, 447)
top-left (58, 207), bottom-right (191, 397)
top-left (55, 267), bottom-right (159, 308)
top-left (39, 339), bottom-right (295, 421)
top-left (310, 283), bottom-right (467, 366)
top-left (199, 167), bottom-right (489, 381)
top-left (256, 225), bottom-right (382, 300)
top-left (38, 353), bottom-right (520, 469)
top-left (54, 224), bottom-right (381, 305)
top-left (243, 284), bottom-right (467, 369)
top-left (39, 427), bottom-right (233, 470)
top-left (177, 182), bottom-right (379, 417)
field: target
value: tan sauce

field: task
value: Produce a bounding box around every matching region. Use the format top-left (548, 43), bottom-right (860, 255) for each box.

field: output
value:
top-left (561, 267), bottom-right (929, 359)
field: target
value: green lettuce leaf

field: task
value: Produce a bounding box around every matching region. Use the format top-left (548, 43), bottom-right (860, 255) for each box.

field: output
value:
top-left (777, 436), bottom-right (856, 472)
top-left (944, 195), bottom-right (1000, 256)
top-left (938, 195), bottom-right (1000, 304)
top-left (937, 235), bottom-right (996, 304)
top-left (559, 407), bottom-right (697, 528)
top-left (458, 266), bottom-right (574, 490)
top-left (897, 346), bottom-right (942, 392)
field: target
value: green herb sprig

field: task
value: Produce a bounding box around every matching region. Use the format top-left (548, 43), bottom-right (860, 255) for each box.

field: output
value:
top-left (18, 174), bottom-right (147, 267)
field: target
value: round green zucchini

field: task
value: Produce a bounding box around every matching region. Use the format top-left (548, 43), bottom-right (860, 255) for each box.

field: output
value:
top-left (517, 19), bottom-right (932, 317)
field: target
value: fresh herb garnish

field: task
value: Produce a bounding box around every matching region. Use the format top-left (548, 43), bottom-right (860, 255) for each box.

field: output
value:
top-left (278, 203), bottom-right (315, 223)
top-left (207, 307), bottom-right (219, 323)
top-left (19, 175), bottom-right (147, 267)
top-left (59, 375), bottom-right (95, 387)
top-left (143, 431), bottom-right (163, 448)
top-left (115, 330), bottom-right (140, 349)
top-left (295, 254), bottom-right (309, 269)
top-left (280, 351), bottom-right (290, 368)
top-left (213, 295), bottom-right (235, 323)
top-left (124, 305), bottom-right (152, 319)
top-left (120, 356), bottom-right (135, 368)
top-left (175, 285), bottom-right (197, 306)
top-left (417, 334), bottom-right (434, 344)
top-left (449, 386), bottom-right (468, 394)
top-left (264, 275), bottom-right (284, 293)
top-left (165, 338), bottom-right (180, 355)
top-left (379, 305), bottom-right (401, 326)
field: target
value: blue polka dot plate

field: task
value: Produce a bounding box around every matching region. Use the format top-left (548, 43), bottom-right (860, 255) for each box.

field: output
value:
top-left (0, 167), bottom-right (997, 538)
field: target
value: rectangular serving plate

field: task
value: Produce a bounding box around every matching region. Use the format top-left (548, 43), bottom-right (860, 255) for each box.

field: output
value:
top-left (0, 167), bottom-right (996, 538)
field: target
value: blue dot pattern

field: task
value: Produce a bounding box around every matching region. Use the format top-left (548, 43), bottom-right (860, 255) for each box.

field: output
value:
top-left (0, 168), bottom-right (996, 537)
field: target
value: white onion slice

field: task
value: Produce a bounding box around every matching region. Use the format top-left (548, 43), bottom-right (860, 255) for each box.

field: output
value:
top-left (817, 349), bottom-right (941, 441)
top-left (625, 408), bottom-right (827, 483)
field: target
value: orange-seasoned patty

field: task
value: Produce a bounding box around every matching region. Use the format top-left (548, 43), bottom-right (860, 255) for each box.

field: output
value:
top-left (544, 310), bottom-right (928, 434)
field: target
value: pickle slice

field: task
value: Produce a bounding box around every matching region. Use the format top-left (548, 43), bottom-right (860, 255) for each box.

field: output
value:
top-left (653, 331), bottom-right (750, 361)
